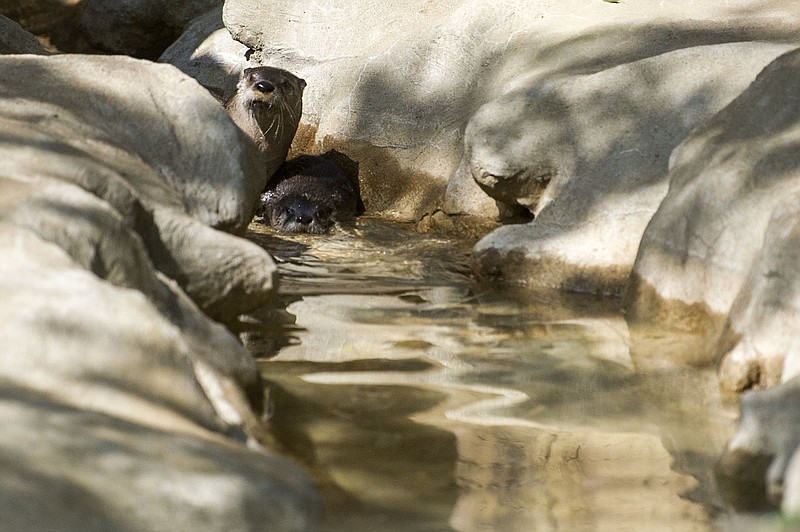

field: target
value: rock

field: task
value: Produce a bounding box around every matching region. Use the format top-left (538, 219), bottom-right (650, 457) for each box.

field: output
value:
top-left (0, 54), bottom-right (275, 320)
top-left (0, 196), bottom-right (318, 528)
top-left (627, 47), bottom-right (800, 390)
top-left (218, 0), bottom-right (800, 223)
top-left (717, 376), bottom-right (800, 512)
top-left (0, 198), bottom-right (238, 436)
top-left (159, 7), bottom-right (248, 101)
top-left (81, 0), bottom-right (222, 59)
top-left (718, 202), bottom-right (800, 391)
top-left (0, 53), bottom-right (319, 527)
top-left (0, 384), bottom-right (319, 532)
top-left (0, 14), bottom-right (45, 54)
top-left (470, 42), bottom-right (795, 295)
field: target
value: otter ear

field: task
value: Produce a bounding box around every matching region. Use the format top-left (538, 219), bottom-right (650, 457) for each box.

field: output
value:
top-left (298, 78), bottom-right (307, 90)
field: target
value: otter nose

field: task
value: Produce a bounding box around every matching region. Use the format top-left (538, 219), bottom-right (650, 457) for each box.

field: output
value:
top-left (254, 80), bottom-right (275, 93)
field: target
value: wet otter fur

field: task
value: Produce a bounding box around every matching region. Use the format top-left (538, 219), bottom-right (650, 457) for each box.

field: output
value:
top-left (260, 154), bottom-right (360, 234)
top-left (225, 66), bottom-right (306, 178)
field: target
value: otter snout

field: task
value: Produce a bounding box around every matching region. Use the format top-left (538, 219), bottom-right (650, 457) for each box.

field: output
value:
top-left (289, 205), bottom-right (314, 226)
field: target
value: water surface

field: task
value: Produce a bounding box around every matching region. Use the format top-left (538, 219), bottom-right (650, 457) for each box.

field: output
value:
top-left (245, 218), bottom-right (737, 531)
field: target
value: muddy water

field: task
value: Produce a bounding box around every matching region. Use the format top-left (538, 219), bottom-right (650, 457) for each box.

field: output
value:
top-left (245, 218), bottom-right (738, 532)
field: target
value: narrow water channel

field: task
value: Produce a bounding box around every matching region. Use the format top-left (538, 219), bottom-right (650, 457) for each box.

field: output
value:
top-left (244, 218), bottom-right (738, 532)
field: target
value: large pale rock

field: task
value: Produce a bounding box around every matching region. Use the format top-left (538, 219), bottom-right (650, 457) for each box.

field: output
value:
top-left (0, 54), bottom-right (275, 320)
top-left (718, 202), bottom-right (800, 392)
top-left (0, 196), bottom-right (318, 528)
top-left (159, 7), bottom-right (248, 101)
top-left (218, 0), bottom-right (800, 222)
top-left (0, 53), bottom-right (319, 528)
top-left (469, 42), bottom-right (795, 295)
top-left (0, 384), bottom-right (318, 531)
top-left (81, 0), bottom-right (222, 58)
top-left (627, 47), bottom-right (800, 390)
top-left (0, 205), bottom-right (237, 436)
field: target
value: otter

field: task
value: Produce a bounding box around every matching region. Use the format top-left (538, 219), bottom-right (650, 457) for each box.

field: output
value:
top-left (225, 66), bottom-right (306, 178)
top-left (260, 155), bottom-right (359, 234)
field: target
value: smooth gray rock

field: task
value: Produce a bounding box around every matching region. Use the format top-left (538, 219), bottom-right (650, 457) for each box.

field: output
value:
top-left (0, 384), bottom-right (319, 532)
top-left (0, 53), bottom-right (319, 528)
top-left (627, 47), bottom-right (800, 391)
top-left (159, 7), bottom-right (248, 101)
top-left (718, 201), bottom-right (800, 392)
top-left (0, 207), bottom-right (317, 529)
top-left (0, 54), bottom-right (275, 320)
top-left (0, 14), bottom-right (45, 54)
top-left (470, 42), bottom-right (794, 295)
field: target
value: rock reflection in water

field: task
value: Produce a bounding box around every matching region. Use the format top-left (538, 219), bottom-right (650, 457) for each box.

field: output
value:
top-left (245, 218), bottom-right (736, 531)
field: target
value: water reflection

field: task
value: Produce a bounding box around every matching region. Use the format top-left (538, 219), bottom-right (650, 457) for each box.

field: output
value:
top-left (245, 218), bottom-right (736, 531)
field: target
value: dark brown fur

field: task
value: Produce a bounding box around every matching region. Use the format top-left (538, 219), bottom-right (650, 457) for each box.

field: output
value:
top-left (260, 155), bottom-right (359, 234)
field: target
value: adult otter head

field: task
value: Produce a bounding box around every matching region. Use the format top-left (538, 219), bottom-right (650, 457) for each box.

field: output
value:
top-left (225, 66), bottom-right (306, 177)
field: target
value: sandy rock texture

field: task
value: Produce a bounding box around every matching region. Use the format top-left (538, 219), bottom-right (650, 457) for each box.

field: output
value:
top-left (470, 41), bottom-right (794, 295)
top-left (208, 0), bottom-right (800, 293)
top-left (0, 52), bottom-right (318, 530)
top-left (625, 46), bottom-right (800, 516)
top-left (0, 54), bottom-right (274, 319)
top-left (628, 47), bottom-right (800, 391)
top-left (159, 7), bottom-right (247, 101)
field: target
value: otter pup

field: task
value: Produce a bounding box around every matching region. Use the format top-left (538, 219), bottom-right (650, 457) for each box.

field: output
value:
top-left (225, 66), bottom-right (306, 178)
top-left (260, 155), bottom-right (359, 234)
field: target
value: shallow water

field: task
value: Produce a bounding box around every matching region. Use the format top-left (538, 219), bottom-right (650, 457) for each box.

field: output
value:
top-left (245, 218), bottom-right (739, 532)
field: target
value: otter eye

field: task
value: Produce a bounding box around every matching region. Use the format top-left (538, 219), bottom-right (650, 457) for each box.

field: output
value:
top-left (255, 80), bottom-right (275, 93)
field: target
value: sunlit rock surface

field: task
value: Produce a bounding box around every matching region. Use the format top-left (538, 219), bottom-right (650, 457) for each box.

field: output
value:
top-left (628, 47), bottom-right (800, 392)
top-left (159, 7), bottom-right (247, 101)
top-left (217, 0), bottom-right (800, 230)
top-left (470, 42), bottom-right (795, 295)
top-left (0, 53), bottom-right (274, 320)
top-left (626, 47), bottom-right (800, 517)
top-left (0, 53), bottom-right (318, 530)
